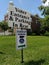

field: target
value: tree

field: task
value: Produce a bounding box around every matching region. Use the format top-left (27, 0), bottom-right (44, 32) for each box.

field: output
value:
top-left (38, 0), bottom-right (49, 16)
top-left (1, 21), bottom-right (8, 35)
top-left (39, 18), bottom-right (46, 35)
top-left (41, 0), bottom-right (47, 3)
top-left (39, 6), bottom-right (49, 16)
top-left (44, 16), bottom-right (49, 31)
top-left (38, 0), bottom-right (49, 33)
top-left (0, 22), bottom-right (2, 31)
top-left (0, 22), bottom-right (2, 28)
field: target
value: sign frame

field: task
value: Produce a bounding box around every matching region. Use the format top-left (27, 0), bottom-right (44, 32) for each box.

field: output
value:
top-left (16, 29), bottom-right (27, 50)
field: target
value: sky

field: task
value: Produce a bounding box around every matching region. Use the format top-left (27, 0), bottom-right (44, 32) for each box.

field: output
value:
top-left (0, 0), bottom-right (47, 21)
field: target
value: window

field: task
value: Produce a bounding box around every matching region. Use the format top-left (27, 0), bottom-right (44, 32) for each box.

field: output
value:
top-left (25, 26), bottom-right (28, 28)
top-left (15, 17), bottom-right (18, 21)
top-left (14, 13), bottom-right (17, 16)
top-left (25, 12), bottom-right (26, 14)
top-left (28, 17), bottom-right (29, 19)
top-left (9, 16), bottom-right (13, 21)
top-left (20, 23), bottom-right (22, 27)
top-left (13, 22), bottom-right (14, 27)
top-left (10, 11), bottom-right (13, 15)
top-left (15, 24), bottom-right (18, 27)
top-left (15, 8), bottom-right (17, 12)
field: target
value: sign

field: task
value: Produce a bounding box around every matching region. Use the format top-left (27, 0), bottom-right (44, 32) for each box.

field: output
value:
top-left (8, 2), bottom-right (32, 29)
top-left (15, 7), bottom-right (32, 22)
top-left (16, 29), bottom-right (27, 49)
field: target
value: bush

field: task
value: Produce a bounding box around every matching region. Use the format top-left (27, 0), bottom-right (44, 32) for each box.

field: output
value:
top-left (27, 29), bottom-right (32, 35)
top-left (44, 31), bottom-right (49, 36)
top-left (40, 29), bottom-right (46, 35)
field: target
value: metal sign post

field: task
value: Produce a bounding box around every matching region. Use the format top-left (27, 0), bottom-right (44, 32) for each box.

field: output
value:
top-left (21, 48), bottom-right (24, 63)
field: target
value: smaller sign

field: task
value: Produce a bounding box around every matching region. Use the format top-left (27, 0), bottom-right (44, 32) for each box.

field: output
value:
top-left (16, 29), bottom-right (27, 49)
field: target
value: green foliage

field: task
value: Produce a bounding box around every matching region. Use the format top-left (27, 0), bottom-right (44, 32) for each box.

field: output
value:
top-left (44, 16), bottom-right (49, 26)
top-left (38, 5), bottom-right (44, 11)
top-left (39, 16), bottom-right (49, 33)
top-left (0, 21), bottom-right (8, 31)
top-left (43, 16), bottom-right (49, 32)
top-left (45, 7), bottom-right (49, 15)
top-left (38, 18), bottom-right (46, 35)
top-left (38, 0), bottom-right (49, 16)
top-left (38, 0), bottom-right (49, 34)
top-left (44, 31), bottom-right (49, 36)
top-left (0, 22), bottom-right (3, 28)
top-left (42, 0), bottom-right (47, 3)
top-left (38, 6), bottom-right (49, 16)
top-left (1, 22), bottom-right (8, 31)
top-left (0, 21), bottom-right (8, 35)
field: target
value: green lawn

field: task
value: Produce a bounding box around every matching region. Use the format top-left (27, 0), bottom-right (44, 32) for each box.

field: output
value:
top-left (0, 36), bottom-right (49, 65)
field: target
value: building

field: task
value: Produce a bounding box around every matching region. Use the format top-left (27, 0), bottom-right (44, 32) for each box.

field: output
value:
top-left (4, 1), bottom-right (32, 33)
top-left (31, 15), bottom-right (41, 34)
top-left (4, 1), bottom-right (41, 35)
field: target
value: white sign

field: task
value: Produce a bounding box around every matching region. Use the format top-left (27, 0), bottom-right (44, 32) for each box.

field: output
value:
top-left (16, 29), bottom-right (27, 49)
top-left (15, 7), bottom-right (31, 22)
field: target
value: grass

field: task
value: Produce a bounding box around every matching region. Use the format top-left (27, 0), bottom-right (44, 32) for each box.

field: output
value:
top-left (0, 36), bottom-right (49, 65)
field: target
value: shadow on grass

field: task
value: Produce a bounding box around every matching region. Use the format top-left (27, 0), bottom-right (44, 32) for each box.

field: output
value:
top-left (0, 51), bottom-right (5, 54)
top-left (24, 59), bottom-right (45, 65)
